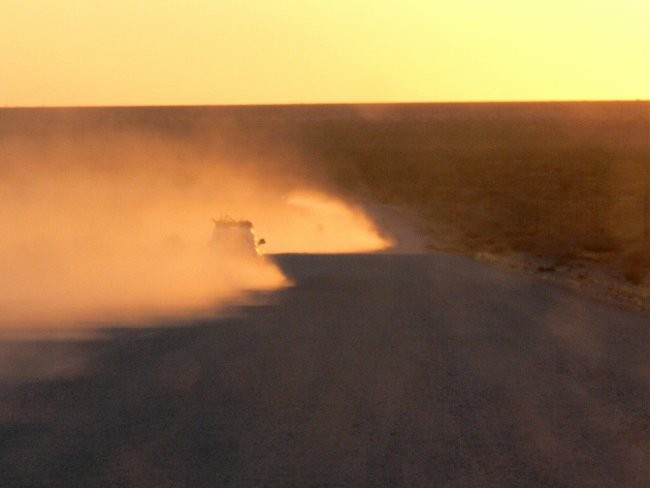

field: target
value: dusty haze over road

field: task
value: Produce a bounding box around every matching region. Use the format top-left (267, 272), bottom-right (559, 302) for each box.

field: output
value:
top-left (0, 122), bottom-right (390, 327)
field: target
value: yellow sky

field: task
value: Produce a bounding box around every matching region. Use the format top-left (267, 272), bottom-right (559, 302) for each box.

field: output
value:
top-left (2, 0), bottom-right (649, 106)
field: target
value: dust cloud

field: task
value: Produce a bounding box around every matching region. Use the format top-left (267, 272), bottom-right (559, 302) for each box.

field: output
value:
top-left (0, 131), bottom-right (390, 330)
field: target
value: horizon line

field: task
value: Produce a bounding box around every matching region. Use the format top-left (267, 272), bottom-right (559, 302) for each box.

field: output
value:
top-left (2, 99), bottom-right (649, 110)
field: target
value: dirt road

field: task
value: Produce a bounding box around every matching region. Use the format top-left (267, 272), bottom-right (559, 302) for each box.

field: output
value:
top-left (1, 253), bottom-right (648, 487)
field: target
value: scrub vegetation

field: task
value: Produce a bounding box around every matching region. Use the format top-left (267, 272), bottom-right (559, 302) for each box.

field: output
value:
top-left (295, 102), bottom-right (650, 286)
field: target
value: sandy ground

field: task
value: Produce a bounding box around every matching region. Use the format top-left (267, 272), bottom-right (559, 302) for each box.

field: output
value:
top-left (0, 248), bottom-right (648, 487)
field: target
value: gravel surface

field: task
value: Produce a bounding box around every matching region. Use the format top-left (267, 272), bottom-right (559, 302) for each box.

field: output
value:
top-left (0, 253), bottom-right (648, 487)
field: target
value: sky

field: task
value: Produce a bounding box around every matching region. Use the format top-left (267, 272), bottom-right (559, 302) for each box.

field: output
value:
top-left (1, 0), bottom-right (649, 106)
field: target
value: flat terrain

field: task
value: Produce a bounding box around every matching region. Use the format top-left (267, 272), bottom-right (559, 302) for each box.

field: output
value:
top-left (3, 102), bottom-right (648, 299)
top-left (1, 253), bottom-right (647, 487)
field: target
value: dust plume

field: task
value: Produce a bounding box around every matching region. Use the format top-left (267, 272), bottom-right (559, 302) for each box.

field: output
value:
top-left (0, 130), bottom-right (390, 330)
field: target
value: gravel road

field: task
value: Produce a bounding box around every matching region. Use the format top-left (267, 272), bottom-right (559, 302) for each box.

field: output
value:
top-left (1, 253), bottom-right (648, 487)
